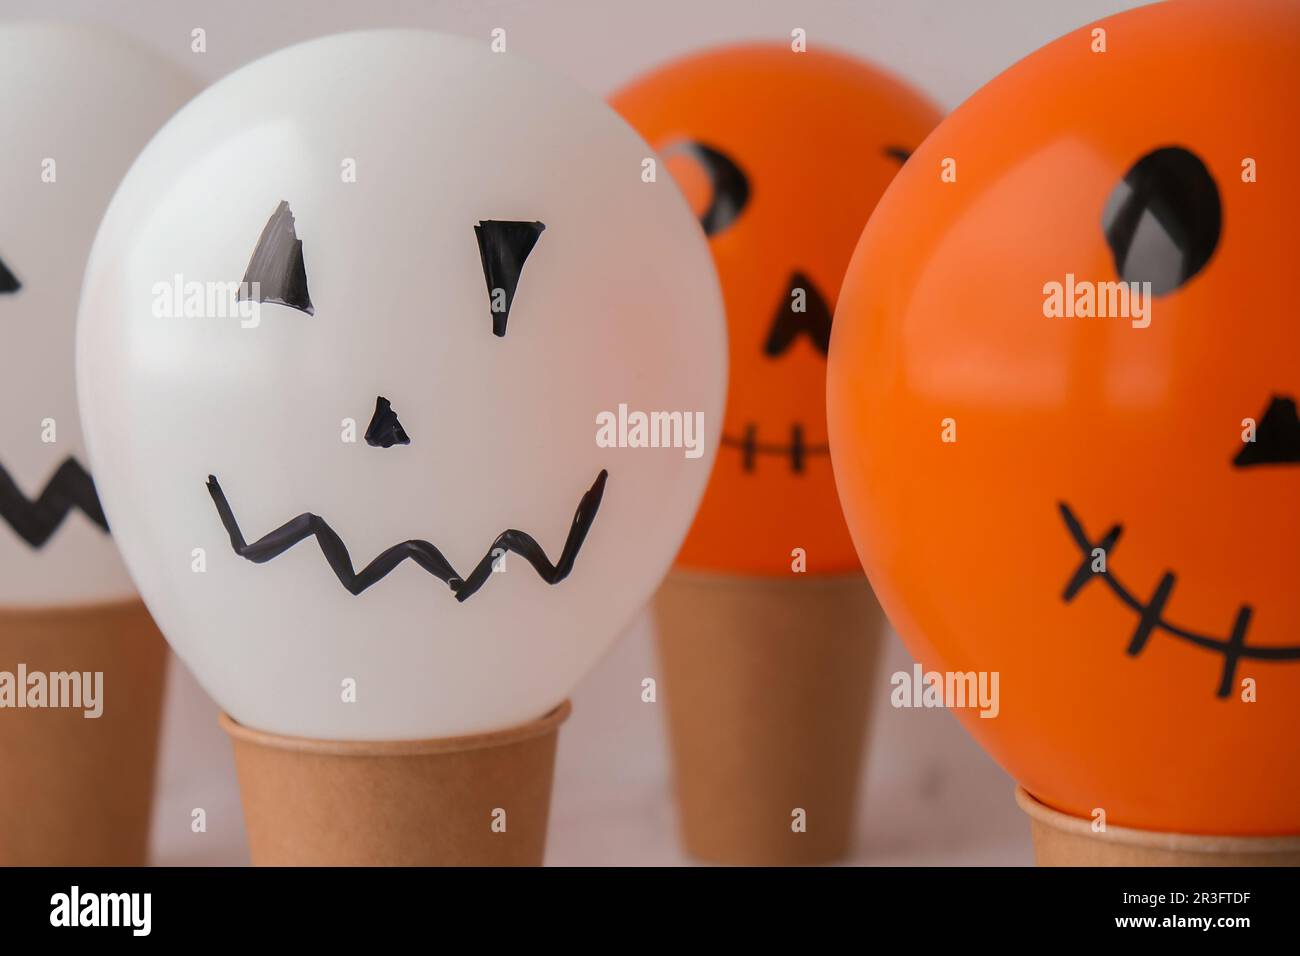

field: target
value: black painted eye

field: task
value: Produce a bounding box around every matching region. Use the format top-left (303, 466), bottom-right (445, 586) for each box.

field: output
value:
top-left (662, 140), bottom-right (750, 237)
top-left (239, 200), bottom-right (315, 316)
top-left (0, 254), bottom-right (19, 294)
top-left (1235, 396), bottom-right (1300, 468)
top-left (883, 146), bottom-right (912, 165)
top-left (1102, 146), bottom-right (1221, 295)
top-left (474, 220), bottom-right (545, 338)
top-left (764, 272), bottom-right (832, 358)
top-left (365, 396), bottom-right (410, 448)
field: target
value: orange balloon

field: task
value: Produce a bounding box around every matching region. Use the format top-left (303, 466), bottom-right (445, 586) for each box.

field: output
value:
top-left (613, 45), bottom-right (940, 574)
top-left (828, 0), bottom-right (1300, 834)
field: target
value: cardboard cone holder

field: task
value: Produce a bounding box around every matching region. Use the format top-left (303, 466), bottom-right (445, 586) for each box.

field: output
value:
top-left (653, 569), bottom-right (885, 865)
top-left (1016, 786), bottom-right (1300, 866)
top-left (220, 700), bottom-right (570, 866)
top-left (0, 599), bottom-right (168, 865)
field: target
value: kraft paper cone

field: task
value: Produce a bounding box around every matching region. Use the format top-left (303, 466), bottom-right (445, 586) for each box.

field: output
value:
top-left (220, 701), bottom-right (570, 866)
top-left (654, 569), bottom-right (885, 865)
top-left (1016, 786), bottom-right (1300, 866)
top-left (0, 600), bottom-right (168, 866)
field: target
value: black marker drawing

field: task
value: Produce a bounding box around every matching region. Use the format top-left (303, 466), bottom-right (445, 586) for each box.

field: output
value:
top-left (0, 457), bottom-right (109, 548)
top-left (364, 396), bottom-right (410, 448)
top-left (722, 425), bottom-right (828, 474)
top-left (1058, 501), bottom-right (1300, 697)
top-left (764, 271), bottom-right (832, 357)
top-left (207, 470), bottom-right (607, 603)
top-left (239, 200), bottom-right (315, 315)
top-left (0, 255), bottom-right (19, 294)
top-left (474, 220), bottom-right (545, 337)
top-left (1235, 396), bottom-right (1300, 468)
top-left (1101, 145), bottom-right (1220, 295)
top-left (662, 140), bottom-right (750, 237)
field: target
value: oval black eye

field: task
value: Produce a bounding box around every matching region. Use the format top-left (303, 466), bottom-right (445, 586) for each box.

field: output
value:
top-left (0, 254), bottom-right (19, 294)
top-left (662, 140), bottom-right (750, 237)
top-left (1102, 146), bottom-right (1221, 295)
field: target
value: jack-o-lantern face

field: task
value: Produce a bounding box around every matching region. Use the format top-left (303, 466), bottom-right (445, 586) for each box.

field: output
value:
top-left (828, 0), bottom-right (1300, 833)
top-left (75, 31), bottom-right (725, 739)
top-left (614, 45), bottom-right (940, 574)
top-left (204, 201), bottom-right (607, 603)
top-left (0, 25), bottom-right (194, 608)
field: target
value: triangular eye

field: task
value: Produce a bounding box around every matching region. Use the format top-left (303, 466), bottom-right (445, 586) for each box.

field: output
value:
top-left (1102, 146), bottom-right (1220, 295)
top-left (365, 396), bottom-right (411, 448)
top-left (238, 200), bottom-right (315, 316)
top-left (1235, 396), bottom-right (1300, 467)
top-left (474, 220), bottom-right (545, 338)
top-left (661, 140), bottom-right (750, 237)
top-left (0, 254), bottom-right (19, 294)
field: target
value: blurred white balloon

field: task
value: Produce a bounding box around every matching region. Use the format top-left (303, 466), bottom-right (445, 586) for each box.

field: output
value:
top-left (78, 30), bottom-right (726, 739)
top-left (0, 23), bottom-right (195, 608)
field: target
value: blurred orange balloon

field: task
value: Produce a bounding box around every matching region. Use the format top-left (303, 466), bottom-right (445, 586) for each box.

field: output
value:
top-left (828, 0), bottom-right (1300, 834)
top-left (613, 45), bottom-right (940, 574)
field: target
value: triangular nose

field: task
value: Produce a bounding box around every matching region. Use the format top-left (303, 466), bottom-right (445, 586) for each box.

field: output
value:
top-left (764, 271), bottom-right (831, 357)
top-left (0, 255), bottom-right (20, 294)
top-left (365, 396), bottom-right (411, 448)
top-left (1235, 395), bottom-right (1300, 467)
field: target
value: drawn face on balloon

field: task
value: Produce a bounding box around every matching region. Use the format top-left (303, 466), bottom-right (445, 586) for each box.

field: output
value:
top-left (0, 24), bottom-right (193, 607)
top-left (614, 45), bottom-right (940, 573)
top-left (77, 31), bottom-right (724, 739)
top-left (0, 256), bottom-right (108, 552)
top-left (828, 0), bottom-right (1300, 833)
top-left (205, 204), bottom-right (606, 603)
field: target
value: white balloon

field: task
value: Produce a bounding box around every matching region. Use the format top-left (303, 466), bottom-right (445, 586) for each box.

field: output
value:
top-left (0, 24), bottom-right (195, 608)
top-left (78, 30), bottom-right (726, 739)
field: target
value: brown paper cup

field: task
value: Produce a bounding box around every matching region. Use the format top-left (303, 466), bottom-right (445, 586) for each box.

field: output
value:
top-left (220, 701), bottom-right (570, 866)
top-left (1016, 786), bottom-right (1300, 866)
top-left (0, 599), bottom-right (168, 866)
top-left (653, 569), bottom-right (885, 865)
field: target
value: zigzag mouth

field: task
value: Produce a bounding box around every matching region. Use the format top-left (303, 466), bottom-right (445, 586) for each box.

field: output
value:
top-left (1059, 501), bottom-right (1300, 697)
top-left (0, 457), bottom-right (109, 548)
top-left (721, 423), bottom-right (828, 474)
top-left (207, 470), bottom-right (607, 603)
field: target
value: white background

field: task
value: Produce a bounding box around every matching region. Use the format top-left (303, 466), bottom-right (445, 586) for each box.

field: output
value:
top-left (1, 0), bottom-right (1151, 864)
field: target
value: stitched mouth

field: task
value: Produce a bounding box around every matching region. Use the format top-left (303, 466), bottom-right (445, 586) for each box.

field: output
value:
top-left (207, 470), bottom-right (607, 603)
top-left (1058, 501), bottom-right (1300, 697)
top-left (721, 424), bottom-right (828, 473)
top-left (0, 458), bottom-right (108, 548)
